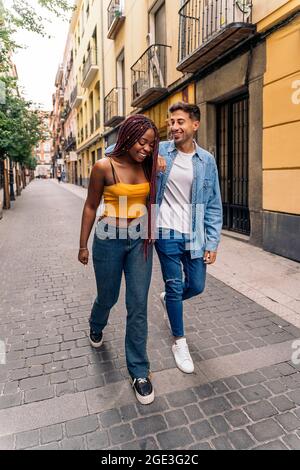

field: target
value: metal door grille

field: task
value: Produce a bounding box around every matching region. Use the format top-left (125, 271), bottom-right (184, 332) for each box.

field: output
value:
top-left (217, 95), bottom-right (250, 235)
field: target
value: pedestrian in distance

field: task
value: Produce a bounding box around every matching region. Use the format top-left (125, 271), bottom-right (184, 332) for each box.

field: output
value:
top-left (78, 115), bottom-right (161, 405)
top-left (57, 169), bottom-right (62, 183)
top-left (156, 102), bottom-right (223, 374)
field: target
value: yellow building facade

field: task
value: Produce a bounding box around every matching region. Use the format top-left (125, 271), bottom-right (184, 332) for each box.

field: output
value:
top-left (260, 0), bottom-right (300, 260)
top-left (60, 0), bottom-right (300, 260)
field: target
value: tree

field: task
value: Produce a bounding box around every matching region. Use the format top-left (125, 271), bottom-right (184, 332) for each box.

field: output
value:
top-left (0, 0), bottom-right (74, 71)
top-left (0, 77), bottom-right (46, 164)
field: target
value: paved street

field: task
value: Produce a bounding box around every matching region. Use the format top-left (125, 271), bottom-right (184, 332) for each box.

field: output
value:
top-left (0, 180), bottom-right (300, 450)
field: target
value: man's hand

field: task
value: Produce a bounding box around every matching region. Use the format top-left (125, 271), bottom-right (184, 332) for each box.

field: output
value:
top-left (157, 155), bottom-right (167, 173)
top-left (203, 251), bottom-right (217, 265)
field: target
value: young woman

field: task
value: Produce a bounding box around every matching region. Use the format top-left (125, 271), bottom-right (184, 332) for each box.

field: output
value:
top-left (78, 115), bottom-right (159, 405)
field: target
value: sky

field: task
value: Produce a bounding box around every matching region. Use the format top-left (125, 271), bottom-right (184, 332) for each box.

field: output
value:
top-left (8, 1), bottom-right (71, 110)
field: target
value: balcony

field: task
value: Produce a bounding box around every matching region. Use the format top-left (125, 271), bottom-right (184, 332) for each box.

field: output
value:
top-left (63, 134), bottom-right (76, 151)
top-left (104, 88), bottom-right (125, 127)
top-left (70, 84), bottom-right (83, 109)
top-left (131, 44), bottom-right (171, 109)
top-left (82, 49), bottom-right (99, 88)
top-left (107, 0), bottom-right (125, 40)
top-left (177, 0), bottom-right (256, 74)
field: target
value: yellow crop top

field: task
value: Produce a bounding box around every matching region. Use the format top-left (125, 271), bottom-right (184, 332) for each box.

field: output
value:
top-left (103, 183), bottom-right (150, 219)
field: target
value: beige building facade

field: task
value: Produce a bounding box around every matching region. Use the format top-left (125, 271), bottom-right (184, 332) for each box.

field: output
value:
top-left (56, 0), bottom-right (300, 261)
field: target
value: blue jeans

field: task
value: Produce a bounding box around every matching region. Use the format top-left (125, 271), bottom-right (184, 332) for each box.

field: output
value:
top-left (90, 220), bottom-right (153, 379)
top-left (155, 229), bottom-right (207, 337)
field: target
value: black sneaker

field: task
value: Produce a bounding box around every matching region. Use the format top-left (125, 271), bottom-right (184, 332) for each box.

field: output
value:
top-left (132, 377), bottom-right (154, 405)
top-left (89, 330), bottom-right (103, 349)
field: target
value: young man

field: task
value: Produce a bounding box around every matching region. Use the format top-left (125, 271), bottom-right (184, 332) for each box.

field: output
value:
top-left (156, 102), bottom-right (223, 374)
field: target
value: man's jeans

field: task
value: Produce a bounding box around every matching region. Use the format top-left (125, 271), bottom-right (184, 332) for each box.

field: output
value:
top-left (90, 220), bottom-right (153, 379)
top-left (155, 229), bottom-right (207, 337)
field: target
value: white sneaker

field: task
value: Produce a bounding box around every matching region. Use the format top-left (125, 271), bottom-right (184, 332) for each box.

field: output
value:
top-left (172, 338), bottom-right (194, 374)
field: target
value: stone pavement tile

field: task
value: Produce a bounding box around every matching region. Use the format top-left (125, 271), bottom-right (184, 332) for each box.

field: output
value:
top-left (132, 415), bottom-right (168, 437)
top-left (0, 435), bottom-right (15, 450)
top-left (40, 424), bottom-right (63, 445)
top-left (15, 430), bottom-right (39, 450)
top-left (86, 430), bottom-right (110, 450)
top-left (243, 401), bottom-right (278, 421)
top-left (239, 384), bottom-right (272, 402)
top-left (270, 395), bottom-right (296, 412)
top-left (282, 434), bottom-right (300, 450)
top-left (184, 404), bottom-right (203, 422)
top-left (190, 420), bottom-right (216, 441)
top-left (165, 389), bottom-right (198, 408)
top-left (225, 410), bottom-right (250, 428)
top-left (60, 436), bottom-right (86, 450)
top-left (275, 412), bottom-right (300, 433)
top-left (165, 410), bottom-right (189, 427)
top-left (109, 424), bottom-right (134, 446)
top-left (65, 415), bottom-right (99, 437)
top-left (31, 443), bottom-right (61, 450)
top-left (199, 397), bottom-right (232, 416)
top-left (247, 419), bottom-right (285, 442)
top-left (189, 442), bottom-right (212, 450)
top-left (99, 409), bottom-right (122, 428)
top-left (157, 428), bottom-right (194, 450)
top-left (253, 440), bottom-right (289, 450)
top-left (121, 437), bottom-right (159, 450)
top-left (211, 436), bottom-right (234, 450)
top-left (210, 416), bottom-right (230, 435)
top-left (228, 429), bottom-right (255, 450)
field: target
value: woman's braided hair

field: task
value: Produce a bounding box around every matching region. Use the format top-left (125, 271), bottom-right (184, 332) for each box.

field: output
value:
top-left (108, 114), bottom-right (160, 252)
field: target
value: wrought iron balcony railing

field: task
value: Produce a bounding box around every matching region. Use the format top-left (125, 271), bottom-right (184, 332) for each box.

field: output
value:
top-left (131, 44), bottom-right (171, 108)
top-left (104, 88), bottom-right (125, 127)
top-left (177, 0), bottom-right (255, 73)
top-left (107, 0), bottom-right (125, 39)
top-left (63, 134), bottom-right (76, 151)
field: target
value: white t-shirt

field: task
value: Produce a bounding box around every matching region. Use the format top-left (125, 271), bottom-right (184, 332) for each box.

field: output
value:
top-left (158, 150), bottom-right (194, 234)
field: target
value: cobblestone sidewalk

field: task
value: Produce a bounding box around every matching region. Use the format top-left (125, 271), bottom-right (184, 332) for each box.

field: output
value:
top-left (0, 180), bottom-right (300, 450)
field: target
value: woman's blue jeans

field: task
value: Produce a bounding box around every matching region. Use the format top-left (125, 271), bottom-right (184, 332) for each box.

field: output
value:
top-left (155, 229), bottom-right (207, 338)
top-left (90, 220), bottom-right (153, 380)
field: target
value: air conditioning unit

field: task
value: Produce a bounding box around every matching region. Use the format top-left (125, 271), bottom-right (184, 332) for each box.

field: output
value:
top-left (228, 1), bottom-right (252, 23)
top-left (203, 1), bottom-right (252, 41)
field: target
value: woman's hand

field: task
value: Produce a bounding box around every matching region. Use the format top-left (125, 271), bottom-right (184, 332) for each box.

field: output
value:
top-left (157, 155), bottom-right (167, 173)
top-left (78, 248), bottom-right (89, 265)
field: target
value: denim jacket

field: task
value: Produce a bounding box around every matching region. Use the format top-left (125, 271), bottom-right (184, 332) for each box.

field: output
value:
top-left (105, 141), bottom-right (223, 258)
top-left (157, 141), bottom-right (223, 259)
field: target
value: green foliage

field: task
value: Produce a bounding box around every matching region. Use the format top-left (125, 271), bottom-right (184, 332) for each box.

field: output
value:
top-left (0, 0), bottom-right (73, 166)
top-left (0, 78), bottom-right (46, 165)
top-left (4, 0), bottom-right (74, 36)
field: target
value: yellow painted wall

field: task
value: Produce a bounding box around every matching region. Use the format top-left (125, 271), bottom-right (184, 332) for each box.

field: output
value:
top-left (263, 170), bottom-right (300, 213)
top-left (263, 14), bottom-right (300, 215)
top-left (254, 0), bottom-right (300, 32)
